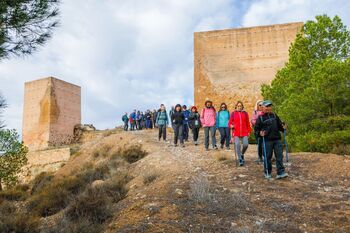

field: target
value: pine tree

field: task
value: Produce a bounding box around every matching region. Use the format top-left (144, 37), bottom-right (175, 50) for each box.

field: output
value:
top-left (0, 0), bottom-right (60, 60)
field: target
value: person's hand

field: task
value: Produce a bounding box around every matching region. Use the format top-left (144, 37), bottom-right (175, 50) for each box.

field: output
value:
top-left (282, 123), bottom-right (287, 130)
top-left (230, 124), bottom-right (234, 129)
top-left (260, 131), bottom-right (266, 137)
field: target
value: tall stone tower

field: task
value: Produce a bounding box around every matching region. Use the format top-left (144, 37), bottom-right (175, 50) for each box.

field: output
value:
top-left (194, 22), bottom-right (303, 112)
top-left (22, 77), bottom-right (81, 150)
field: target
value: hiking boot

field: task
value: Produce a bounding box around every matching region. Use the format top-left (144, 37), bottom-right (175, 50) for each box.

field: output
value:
top-left (255, 158), bottom-right (263, 164)
top-left (239, 159), bottom-right (244, 166)
top-left (181, 144), bottom-right (185, 148)
top-left (226, 146), bottom-right (230, 150)
top-left (264, 173), bottom-right (272, 179)
top-left (220, 144), bottom-right (224, 149)
top-left (276, 172), bottom-right (288, 179)
top-left (213, 145), bottom-right (218, 150)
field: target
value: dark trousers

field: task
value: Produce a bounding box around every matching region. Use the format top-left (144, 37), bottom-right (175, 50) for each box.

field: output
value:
top-left (183, 123), bottom-right (189, 141)
top-left (218, 127), bottom-right (230, 147)
top-left (256, 135), bottom-right (263, 160)
top-left (173, 124), bottom-right (184, 145)
top-left (263, 139), bottom-right (285, 175)
top-left (146, 119), bottom-right (152, 129)
top-left (158, 125), bottom-right (167, 140)
top-left (192, 127), bottom-right (199, 141)
top-left (131, 122), bottom-right (136, 131)
top-left (204, 126), bottom-right (216, 149)
top-left (123, 122), bottom-right (128, 131)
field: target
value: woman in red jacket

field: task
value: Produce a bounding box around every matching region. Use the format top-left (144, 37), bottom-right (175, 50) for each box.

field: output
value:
top-left (228, 101), bottom-right (251, 166)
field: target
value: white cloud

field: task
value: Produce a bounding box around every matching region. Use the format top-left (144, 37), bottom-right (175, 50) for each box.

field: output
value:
top-left (242, 0), bottom-right (350, 27)
top-left (0, 0), bottom-right (242, 132)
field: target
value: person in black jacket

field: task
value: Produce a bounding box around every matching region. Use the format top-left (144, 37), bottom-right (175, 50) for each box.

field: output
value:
top-left (171, 104), bottom-right (185, 147)
top-left (188, 106), bottom-right (201, 145)
top-left (254, 100), bottom-right (288, 180)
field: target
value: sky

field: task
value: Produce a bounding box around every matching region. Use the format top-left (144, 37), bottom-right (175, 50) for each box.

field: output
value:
top-left (1, 0), bottom-right (350, 133)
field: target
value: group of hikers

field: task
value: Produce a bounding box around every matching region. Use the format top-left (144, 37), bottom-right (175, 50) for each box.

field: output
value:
top-left (122, 99), bottom-right (288, 180)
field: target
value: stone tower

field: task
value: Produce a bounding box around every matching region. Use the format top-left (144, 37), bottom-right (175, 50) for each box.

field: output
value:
top-left (22, 77), bottom-right (81, 150)
top-left (194, 22), bottom-right (303, 112)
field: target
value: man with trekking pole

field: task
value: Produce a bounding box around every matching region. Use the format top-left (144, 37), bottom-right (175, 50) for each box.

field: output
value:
top-left (254, 100), bottom-right (288, 180)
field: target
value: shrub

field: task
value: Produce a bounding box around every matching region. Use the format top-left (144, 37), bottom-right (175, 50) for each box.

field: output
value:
top-left (30, 172), bottom-right (54, 195)
top-left (116, 144), bottom-right (148, 163)
top-left (92, 144), bottom-right (113, 158)
top-left (77, 163), bottom-right (110, 183)
top-left (0, 187), bottom-right (28, 201)
top-left (143, 172), bottom-right (159, 185)
top-left (188, 174), bottom-right (213, 204)
top-left (27, 176), bottom-right (87, 217)
top-left (66, 186), bottom-right (113, 224)
top-left (0, 201), bottom-right (40, 233)
top-left (295, 130), bottom-right (350, 153)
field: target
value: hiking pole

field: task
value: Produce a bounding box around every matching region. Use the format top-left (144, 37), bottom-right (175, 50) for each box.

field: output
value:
top-left (284, 130), bottom-right (291, 166)
top-left (262, 136), bottom-right (270, 180)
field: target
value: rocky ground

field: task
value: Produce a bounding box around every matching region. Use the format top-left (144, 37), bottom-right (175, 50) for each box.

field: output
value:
top-left (67, 128), bottom-right (349, 233)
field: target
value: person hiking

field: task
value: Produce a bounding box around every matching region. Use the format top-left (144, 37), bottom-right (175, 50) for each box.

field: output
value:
top-left (145, 110), bottom-right (153, 129)
top-left (171, 104), bottom-right (185, 147)
top-left (189, 106), bottom-right (201, 145)
top-left (216, 103), bottom-right (231, 150)
top-left (140, 111), bottom-right (145, 129)
top-left (182, 105), bottom-right (190, 142)
top-left (129, 113), bottom-right (135, 131)
top-left (229, 101), bottom-right (251, 166)
top-left (169, 106), bottom-right (175, 129)
top-left (156, 105), bottom-right (169, 141)
top-left (254, 100), bottom-right (288, 179)
top-left (122, 112), bottom-right (129, 131)
top-left (152, 109), bottom-right (158, 128)
top-left (200, 100), bottom-right (217, 151)
top-left (136, 110), bottom-right (142, 130)
top-left (251, 100), bottom-right (264, 163)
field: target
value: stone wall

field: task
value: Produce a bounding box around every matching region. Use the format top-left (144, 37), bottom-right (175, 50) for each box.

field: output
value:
top-left (194, 22), bottom-right (303, 113)
top-left (19, 147), bottom-right (71, 183)
top-left (22, 77), bottom-right (81, 150)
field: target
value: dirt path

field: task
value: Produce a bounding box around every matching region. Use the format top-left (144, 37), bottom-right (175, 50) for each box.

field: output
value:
top-left (99, 129), bottom-right (350, 233)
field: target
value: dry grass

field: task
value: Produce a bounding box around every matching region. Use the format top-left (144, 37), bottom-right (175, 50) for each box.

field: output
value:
top-left (92, 143), bottom-right (113, 158)
top-left (188, 173), bottom-right (214, 204)
top-left (0, 184), bottom-right (29, 201)
top-left (143, 171), bottom-right (159, 185)
top-left (331, 144), bottom-right (350, 155)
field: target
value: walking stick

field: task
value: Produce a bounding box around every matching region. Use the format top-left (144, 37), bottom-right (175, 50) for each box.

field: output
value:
top-left (284, 130), bottom-right (291, 166)
top-left (262, 136), bottom-right (270, 179)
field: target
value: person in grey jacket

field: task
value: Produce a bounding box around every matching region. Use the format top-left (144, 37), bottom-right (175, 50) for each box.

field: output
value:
top-left (156, 105), bottom-right (169, 141)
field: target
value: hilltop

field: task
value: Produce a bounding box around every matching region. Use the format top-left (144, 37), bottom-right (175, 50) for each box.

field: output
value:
top-left (0, 128), bottom-right (349, 233)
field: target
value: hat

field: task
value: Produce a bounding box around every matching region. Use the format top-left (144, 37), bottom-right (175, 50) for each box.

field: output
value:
top-left (262, 100), bottom-right (273, 106)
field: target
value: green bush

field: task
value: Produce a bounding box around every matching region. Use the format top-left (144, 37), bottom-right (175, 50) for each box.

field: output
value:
top-left (295, 130), bottom-right (350, 153)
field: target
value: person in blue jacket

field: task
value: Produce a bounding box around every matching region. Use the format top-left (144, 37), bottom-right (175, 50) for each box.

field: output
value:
top-left (182, 105), bottom-right (190, 142)
top-left (216, 103), bottom-right (231, 149)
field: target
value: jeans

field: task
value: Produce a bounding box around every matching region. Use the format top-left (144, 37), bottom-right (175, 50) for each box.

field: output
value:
top-left (263, 139), bottom-right (285, 175)
top-left (173, 124), bottom-right (184, 145)
top-left (192, 127), bottom-right (200, 142)
top-left (158, 125), bottom-right (167, 140)
top-left (183, 123), bottom-right (189, 141)
top-left (218, 127), bottom-right (230, 148)
top-left (234, 136), bottom-right (248, 162)
top-left (204, 126), bottom-right (216, 149)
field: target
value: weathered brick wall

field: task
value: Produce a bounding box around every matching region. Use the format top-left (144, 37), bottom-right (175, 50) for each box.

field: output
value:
top-left (22, 77), bottom-right (81, 150)
top-left (194, 22), bottom-right (303, 114)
